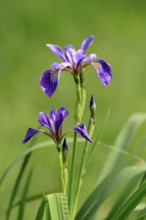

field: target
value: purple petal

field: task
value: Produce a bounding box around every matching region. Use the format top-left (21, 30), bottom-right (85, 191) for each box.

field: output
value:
top-left (75, 52), bottom-right (86, 68)
top-left (81, 35), bottom-right (94, 53)
top-left (64, 45), bottom-right (76, 53)
top-left (65, 48), bottom-right (77, 65)
top-left (92, 59), bottom-right (112, 85)
top-left (59, 106), bottom-right (69, 119)
top-left (73, 124), bottom-right (93, 143)
top-left (40, 68), bottom-right (61, 97)
top-left (82, 54), bottom-right (97, 66)
top-left (50, 109), bottom-right (58, 121)
top-left (46, 44), bottom-right (66, 61)
top-left (38, 112), bottom-right (52, 129)
top-left (52, 62), bottom-right (62, 70)
top-left (54, 107), bottom-right (69, 139)
top-left (22, 128), bottom-right (40, 144)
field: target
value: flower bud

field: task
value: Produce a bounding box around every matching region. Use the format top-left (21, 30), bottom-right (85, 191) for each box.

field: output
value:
top-left (62, 138), bottom-right (68, 163)
top-left (90, 95), bottom-right (96, 119)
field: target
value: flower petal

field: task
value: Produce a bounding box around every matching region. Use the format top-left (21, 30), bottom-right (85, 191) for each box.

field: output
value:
top-left (22, 128), bottom-right (40, 144)
top-left (46, 44), bottom-right (66, 61)
top-left (80, 35), bottom-right (94, 53)
top-left (92, 59), bottom-right (112, 85)
top-left (75, 52), bottom-right (86, 68)
top-left (73, 124), bottom-right (93, 143)
top-left (54, 107), bottom-right (69, 139)
top-left (59, 106), bottom-right (69, 119)
top-left (40, 68), bottom-right (61, 97)
top-left (38, 112), bottom-right (52, 129)
top-left (64, 44), bottom-right (76, 53)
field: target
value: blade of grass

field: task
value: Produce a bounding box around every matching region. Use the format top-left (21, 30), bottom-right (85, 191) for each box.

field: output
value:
top-left (105, 174), bottom-right (143, 220)
top-left (75, 164), bottom-right (146, 220)
top-left (0, 138), bottom-right (84, 186)
top-left (0, 188), bottom-right (58, 217)
top-left (83, 107), bottom-right (111, 174)
top-left (17, 169), bottom-right (33, 220)
top-left (0, 141), bottom-right (53, 186)
top-left (5, 135), bottom-right (37, 220)
top-left (2, 138), bottom-right (83, 220)
top-left (97, 113), bottom-right (146, 184)
top-left (111, 181), bottom-right (146, 220)
top-left (35, 197), bottom-right (46, 220)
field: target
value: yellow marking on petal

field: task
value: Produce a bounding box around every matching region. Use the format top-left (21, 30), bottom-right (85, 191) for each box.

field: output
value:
top-left (93, 62), bottom-right (101, 69)
top-left (53, 70), bottom-right (59, 78)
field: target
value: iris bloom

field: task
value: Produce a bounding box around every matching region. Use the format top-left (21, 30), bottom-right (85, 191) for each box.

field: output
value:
top-left (23, 106), bottom-right (92, 145)
top-left (40, 35), bottom-right (112, 97)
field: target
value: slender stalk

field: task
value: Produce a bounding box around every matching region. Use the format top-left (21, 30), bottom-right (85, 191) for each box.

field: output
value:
top-left (68, 132), bottom-right (78, 209)
top-left (71, 117), bottom-right (95, 219)
top-left (58, 149), bottom-right (66, 193)
top-left (70, 145), bottom-right (87, 220)
top-left (69, 72), bottom-right (86, 212)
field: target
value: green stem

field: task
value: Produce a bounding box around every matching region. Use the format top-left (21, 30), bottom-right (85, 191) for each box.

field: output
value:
top-left (71, 117), bottom-right (95, 219)
top-left (58, 149), bottom-right (66, 193)
top-left (68, 132), bottom-right (78, 209)
top-left (70, 146), bottom-right (87, 220)
top-left (69, 72), bottom-right (86, 213)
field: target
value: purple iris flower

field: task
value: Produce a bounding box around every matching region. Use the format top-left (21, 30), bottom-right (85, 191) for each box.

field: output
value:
top-left (23, 106), bottom-right (92, 145)
top-left (40, 35), bottom-right (112, 97)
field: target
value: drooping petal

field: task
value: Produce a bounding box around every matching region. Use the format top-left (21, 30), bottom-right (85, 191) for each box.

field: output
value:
top-left (73, 124), bottom-right (93, 143)
top-left (80, 35), bottom-right (94, 53)
top-left (38, 112), bottom-right (52, 129)
top-left (81, 54), bottom-right (97, 68)
top-left (22, 128), bottom-right (40, 144)
top-left (40, 68), bottom-right (61, 97)
top-left (92, 59), bottom-right (112, 85)
top-left (46, 44), bottom-right (66, 61)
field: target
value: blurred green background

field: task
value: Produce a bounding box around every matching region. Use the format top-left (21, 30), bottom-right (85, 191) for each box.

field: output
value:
top-left (1, 0), bottom-right (146, 219)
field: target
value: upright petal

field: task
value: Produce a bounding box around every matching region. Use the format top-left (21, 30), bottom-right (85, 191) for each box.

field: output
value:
top-left (75, 52), bottom-right (86, 69)
top-left (46, 44), bottom-right (66, 61)
top-left (92, 59), bottom-right (112, 85)
top-left (59, 107), bottom-right (69, 119)
top-left (38, 112), bottom-right (52, 129)
top-left (54, 107), bottom-right (69, 139)
top-left (73, 124), bottom-right (93, 143)
top-left (40, 68), bottom-right (61, 97)
top-left (22, 128), bottom-right (40, 144)
top-left (64, 45), bottom-right (76, 53)
top-left (50, 109), bottom-right (58, 121)
top-left (80, 35), bottom-right (94, 54)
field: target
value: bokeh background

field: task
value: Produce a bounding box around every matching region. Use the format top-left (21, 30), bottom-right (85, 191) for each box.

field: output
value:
top-left (1, 0), bottom-right (146, 219)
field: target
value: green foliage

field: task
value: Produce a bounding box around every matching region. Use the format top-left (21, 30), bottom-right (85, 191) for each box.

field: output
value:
top-left (35, 193), bottom-right (70, 220)
top-left (1, 113), bottom-right (146, 219)
top-left (76, 113), bottom-right (146, 220)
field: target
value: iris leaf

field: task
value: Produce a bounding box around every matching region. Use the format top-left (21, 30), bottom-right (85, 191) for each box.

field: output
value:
top-left (46, 193), bottom-right (70, 220)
